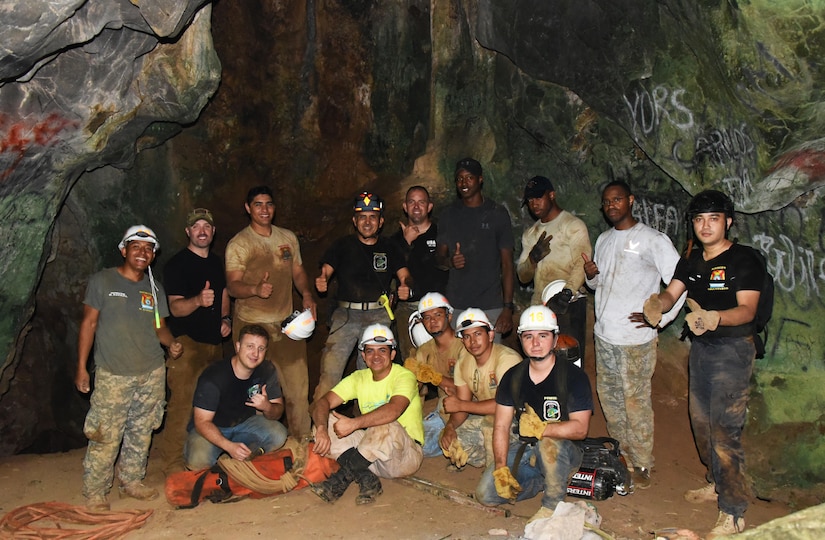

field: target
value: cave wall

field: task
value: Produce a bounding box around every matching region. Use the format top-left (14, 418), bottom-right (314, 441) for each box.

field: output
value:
top-left (2, 0), bottom-right (824, 503)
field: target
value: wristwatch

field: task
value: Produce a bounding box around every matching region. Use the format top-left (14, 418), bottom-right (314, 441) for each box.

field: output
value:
top-left (503, 302), bottom-right (515, 310)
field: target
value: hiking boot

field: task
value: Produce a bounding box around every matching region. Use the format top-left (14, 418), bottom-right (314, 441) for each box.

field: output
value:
top-left (684, 482), bottom-right (717, 503)
top-left (632, 467), bottom-right (651, 490)
top-left (527, 506), bottom-right (554, 524)
top-left (354, 469), bottom-right (383, 505)
top-left (310, 467), bottom-right (354, 503)
top-left (85, 494), bottom-right (110, 512)
top-left (706, 510), bottom-right (745, 538)
top-left (119, 481), bottom-right (159, 501)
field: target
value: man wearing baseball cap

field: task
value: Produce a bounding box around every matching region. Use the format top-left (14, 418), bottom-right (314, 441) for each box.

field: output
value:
top-left (436, 158), bottom-right (516, 342)
top-left (154, 208), bottom-right (231, 475)
top-left (75, 225), bottom-right (183, 510)
top-left (517, 175), bottom-right (592, 360)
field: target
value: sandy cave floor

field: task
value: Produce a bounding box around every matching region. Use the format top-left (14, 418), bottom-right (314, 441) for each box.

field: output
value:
top-left (0, 359), bottom-right (794, 539)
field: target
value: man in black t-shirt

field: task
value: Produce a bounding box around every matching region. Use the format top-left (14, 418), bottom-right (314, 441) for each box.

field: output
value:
top-left (391, 186), bottom-right (448, 359)
top-left (313, 192), bottom-right (412, 401)
top-left (475, 305), bottom-right (592, 523)
top-left (184, 324), bottom-right (287, 470)
top-left (644, 190), bottom-right (763, 537)
top-left (155, 208), bottom-right (231, 475)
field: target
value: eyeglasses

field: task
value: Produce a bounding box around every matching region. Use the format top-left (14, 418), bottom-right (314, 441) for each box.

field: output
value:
top-left (601, 196), bottom-right (626, 207)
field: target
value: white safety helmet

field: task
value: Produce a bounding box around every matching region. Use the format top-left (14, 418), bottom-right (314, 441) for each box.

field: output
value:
top-left (359, 323), bottom-right (397, 350)
top-left (517, 305), bottom-right (560, 334)
top-left (118, 225), bottom-right (159, 252)
top-left (281, 309), bottom-right (316, 340)
top-left (418, 292), bottom-right (454, 315)
top-left (540, 279), bottom-right (567, 305)
top-left (408, 311), bottom-right (434, 348)
top-left (455, 308), bottom-right (493, 338)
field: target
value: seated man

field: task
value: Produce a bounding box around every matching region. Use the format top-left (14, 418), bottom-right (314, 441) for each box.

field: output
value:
top-left (403, 292), bottom-right (464, 456)
top-left (184, 324), bottom-right (288, 470)
top-left (476, 305), bottom-right (593, 523)
top-left (439, 308), bottom-right (521, 470)
top-left (311, 324), bottom-right (424, 505)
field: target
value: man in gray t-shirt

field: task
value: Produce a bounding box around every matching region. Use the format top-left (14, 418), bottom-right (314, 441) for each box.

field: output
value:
top-left (436, 158), bottom-right (515, 340)
top-left (75, 225), bottom-right (183, 511)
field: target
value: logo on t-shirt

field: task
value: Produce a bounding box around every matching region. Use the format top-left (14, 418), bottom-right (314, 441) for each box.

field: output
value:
top-left (488, 372), bottom-right (498, 391)
top-left (373, 252), bottom-right (388, 272)
top-left (279, 245), bottom-right (292, 261)
top-left (140, 292), bottom-right (154, 312)
top-left (543, 397), bottom-right (561, 422)
top-left (709, 267), bottom-right (727, 290)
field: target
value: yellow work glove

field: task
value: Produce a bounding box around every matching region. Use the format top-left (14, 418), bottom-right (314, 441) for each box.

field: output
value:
top-left (418, 363), bottom-right (443, 386)
top-left (439, 430), bottom-right (468, 468)
top-left (404, 357), bottom-right (420, 374)
top-left (643, 293), bottom-right (663, 327)
top-left (493, 466), bottom-right (522, 501)
top-left (446, 439), bottom-right (468, 468)
top-left (685, 298), bottom-right (720, 336)
top-left (519, 404), bottom-right (548, 439)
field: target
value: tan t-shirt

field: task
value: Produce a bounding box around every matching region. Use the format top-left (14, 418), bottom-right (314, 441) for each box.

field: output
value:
top-left (516, 210), bottom-right (592, 304)
top-left (412, 336), bottom-right (464, 381)
top-left (225, 225), bottom-right (302, 323)
top-left (453, 343), bottom-right (522, 402)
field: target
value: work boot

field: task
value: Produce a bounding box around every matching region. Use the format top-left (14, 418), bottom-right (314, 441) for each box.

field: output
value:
top-left (706, 510), bottom-right (745, 538)
top-left (632, 467), bottom-right (651, 490)
top-left (119, 481), bottom-right (159, 501)
top-left (85, 494), bottom-right (110, 512)
top-left (684, 482), bottom-right (717, 503)
top-left (310, 448), bottom-right (360, 503)
top-left (354, 469), bottom-right (383, 505)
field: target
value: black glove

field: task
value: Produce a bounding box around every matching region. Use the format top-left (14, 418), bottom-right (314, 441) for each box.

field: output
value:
top-left (529, 231), bottom-right (553, 265)
top-left (547, 288), bottom-right (573, 315)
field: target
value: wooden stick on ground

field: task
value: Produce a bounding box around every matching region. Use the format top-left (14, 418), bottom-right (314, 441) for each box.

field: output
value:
top-left (395, 475), bottom-right (511, 518)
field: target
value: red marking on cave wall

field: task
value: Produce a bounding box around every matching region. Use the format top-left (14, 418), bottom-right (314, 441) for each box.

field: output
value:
top-left (768, 148), bottom-right (825, 182)
top-left (0, 113), bottom-right (79, 182)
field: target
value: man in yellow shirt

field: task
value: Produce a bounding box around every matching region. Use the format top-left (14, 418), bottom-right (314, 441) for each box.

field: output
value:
top-left (311, 324), bottom-right (423, 505)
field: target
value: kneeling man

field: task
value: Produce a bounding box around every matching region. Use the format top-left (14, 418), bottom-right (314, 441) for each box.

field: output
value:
top-left (184, 324), bottom-right (288, 469)
top-left (311, 324), bottom-right (423, 505)
top-left (476, 306), bottom-right (593, 523)
top-left (439, 308), bottom-right (521, 469)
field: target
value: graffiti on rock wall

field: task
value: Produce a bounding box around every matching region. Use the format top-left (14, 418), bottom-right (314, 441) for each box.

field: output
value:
top-left (623, 84), bottom-right (694, 140)
top-left (631, 195), bottom-right (682, 239)
top-left (623, 84), bottom-right (759, 207)
top-left (0, 113), bottom-right (78, 182)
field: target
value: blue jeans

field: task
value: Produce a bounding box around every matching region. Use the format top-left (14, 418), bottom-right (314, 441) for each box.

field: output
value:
top-left (183, 415), bottom-right (288, 470)
top-left (422, 410), bottom-right (446, 458)
top-left (476, 437), bottom-right (583, 509)
top-left (689, 336), bottom-right (755, 519)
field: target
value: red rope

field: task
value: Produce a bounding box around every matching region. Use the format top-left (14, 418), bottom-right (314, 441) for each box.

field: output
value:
top-left (0, 501), bottom-right (152, 539)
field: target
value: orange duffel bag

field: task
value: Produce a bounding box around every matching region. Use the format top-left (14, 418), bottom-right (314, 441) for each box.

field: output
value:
top-left (165, 441), bottom-right (338, 508)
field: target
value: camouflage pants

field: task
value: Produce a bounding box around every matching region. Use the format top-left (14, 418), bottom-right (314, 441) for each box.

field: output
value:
top-left (324, 416), bottom-right (423, 478)
top-left (153, 335), bottom-right (222, 474)
top-left (454, 415), bottom-right (494, 468)
top-left (594, 336), bottom-right (657, 470)
top-left (82, 365), bottom-right (165, 498)
top-left (689, 336), bottom-right (755, 518)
